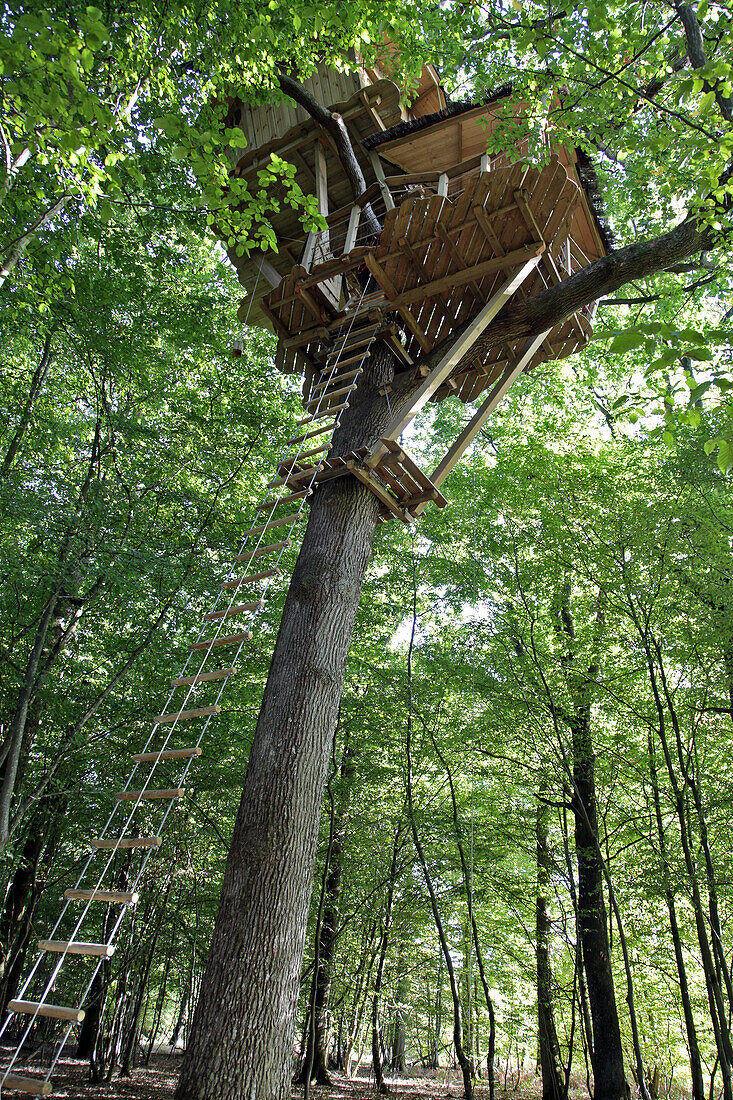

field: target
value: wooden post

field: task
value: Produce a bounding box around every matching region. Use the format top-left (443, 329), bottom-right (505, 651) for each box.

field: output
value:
top-left (344, 205), bottom-right (361, 254)
top-left (251, 255), bottom-right (282, 289)
top-left (366, 255), bottom-right (544, 466)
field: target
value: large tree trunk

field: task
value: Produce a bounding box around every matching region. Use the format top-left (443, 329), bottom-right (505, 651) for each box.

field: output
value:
top-left (176, 345), bottom-right (397, 1100)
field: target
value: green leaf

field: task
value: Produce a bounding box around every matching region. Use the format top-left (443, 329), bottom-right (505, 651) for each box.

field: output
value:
top-left (610, 330), bottom-right (646, 354)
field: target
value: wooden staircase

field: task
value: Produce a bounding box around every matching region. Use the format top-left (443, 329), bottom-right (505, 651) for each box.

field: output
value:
top-left (0, 301), bottom-right (378, 1097)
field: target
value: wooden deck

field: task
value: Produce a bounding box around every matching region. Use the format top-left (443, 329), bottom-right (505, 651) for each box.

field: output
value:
top-left (261, 156), bottom-right (594, 409)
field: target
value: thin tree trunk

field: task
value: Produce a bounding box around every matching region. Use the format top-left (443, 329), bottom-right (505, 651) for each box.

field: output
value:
top-left (299, 735), bottom-right (355, 1085)
top-left (371, 826), bottom-right (400, 1094)
top-left (536, 792), bottom-right (566, 1100)
top-left (405, 572), bottom-right (473, 1100)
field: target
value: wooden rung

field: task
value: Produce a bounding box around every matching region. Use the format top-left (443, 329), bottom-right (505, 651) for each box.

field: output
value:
top-left (283, 444), bottom-right (329, 462)
top-left (268, 465), bottom-right (322, 490)
top-left (172, 668), bottom-right (235, 686)
top-left (245, 513), bottom-right (301, 538)
top-left (91, 836), bottom-right (162, 849)
top-left (304, 384), bottom-right (353, 408)
top-left (312, 368), bottom-right (362, 393)
top-left (235, 538), bottom-right (290, 563)
top-left (155, 705), bottom-right (221, 724)
top-left (287, 423), bottom-right (336, 446)
top-left (64, 889), bottom-right (139, 904)
top-left (221, 568), bottom-right (278, 591)
top-left (189, 631), bottom-right (252, 652)
top-left (324, 351), bottom-right (366, 370)
top-left (115, 788), bottom-right (185, 802)
top-left (296, 403), bottom-right (348, 427)
top-left (38, 940), bottom-right (115, 958)
top-left (1, 1073), bottom-right (52, 1095)
top-left (134, 747), bottom-right (201, 762)
top-left (256, 488), bottom-right (312, 511)
top-left (8, 1000), bottom-right (84, 1024)
top-left (204, 600), bottom-right (263, 622)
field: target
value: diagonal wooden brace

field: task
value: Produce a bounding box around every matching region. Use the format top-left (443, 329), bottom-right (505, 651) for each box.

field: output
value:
top-left (407, 331), bottom-right (549, 519)
top-left (365, 254), bottom-right (544, 470)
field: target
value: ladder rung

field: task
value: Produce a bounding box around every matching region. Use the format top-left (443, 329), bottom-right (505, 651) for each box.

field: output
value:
top-left (64, 889), bottom-right (138, 904)
top-left (115, 788), bottom-right (185, 801)
top-left (256, 488), bottom-right (312, 511)
top-left (133, 747), bottom-right (201, 762)
top-left (268, 464), bottom-right (322, 490)
top-left (204, 600), bottom-right (264, 622)
top-left (38, 940), bottom-right (115, 958)
top-left (287, 423), bottom-right (336, 446)
top-left (220, 568), bottom-right (278, 591)
top-left (313, 367), bottom-right (362, 393)
top-left (155, 705), bottom-right (221, 724)
top-left (235, 538), bottom-right (290, 563)
top-left (172, 668), bottom-right (235, 686)
top-left (324, 351), bottom-right (366, 370)
top-left (245, 513), bottom-right (301, 538)
top-left (296, 402), bottom-right (348, 427)
top-left (283, 444), bottom-right (329, 463)
top-left (8, 1000), bottom-right (84, 1024)
top-left (1, 1073), bottom-right (52, 1095)
top-left (91, 836), bottom-right (162, 849)
top-left (305, 383), bottom-right (353, 407)
top-left (189, 631), bottom-right (252, 652)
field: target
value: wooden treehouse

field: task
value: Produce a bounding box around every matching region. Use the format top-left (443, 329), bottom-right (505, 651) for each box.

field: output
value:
top-left (0, 59), bottom-right (610, 1099)
top-left (226, 62), bottom-right (608, 522)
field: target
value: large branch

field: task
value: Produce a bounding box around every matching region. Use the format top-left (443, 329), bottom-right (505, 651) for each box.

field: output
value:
top-left (276, 72), bottom-right (381, 237)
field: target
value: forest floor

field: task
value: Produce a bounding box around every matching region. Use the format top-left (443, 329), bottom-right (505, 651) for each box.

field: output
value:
top-left (0, 1050), bottom-right (587, 1100)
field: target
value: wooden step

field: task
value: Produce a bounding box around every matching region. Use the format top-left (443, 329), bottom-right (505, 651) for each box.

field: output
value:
top-left (91, 836), bottom-right (162, 849)
top-left (323, 351), bottom-right (366, 370)
top-left (204, 600), bottom-right (264, 622)
top-left (1, 1073), bottom-right (52, 1095)
top-left (268, 464), bottom-right (322, 491)
top-left (282, 444), bottom-right (329, 463)
top-left (64, 888), bottom-right (139, 904)
top-left (304, 383), bottom-right (353, 408)
top-left (287, 423), bottom-right (336, 446)
top-left (38, 940), bottom-right (115, 958)
top-left (189, 631), bottom-right (252, 652)
top-left (296, 402), bottom-right (348, 427)
top-left (155, 705), bottom-right (221, 724)
top-left (115, 788), bottom-right (185, 802)
top-left (8, 1000), bottom-right (84, 1024)
top-left (235, 538), bottom-right (290, 564)
top-left (133, 747), bottom-right (201, 762)
top-left (172, 668), bottom-right (235, 686)
top-left (256, 488), bottom-right (312, 511)
top-left (245, 513), bottom-right (301, 538)
top-left (221, 568), bottom-right (278, 592)
top-left (312, 367), bottom-right (362, 393)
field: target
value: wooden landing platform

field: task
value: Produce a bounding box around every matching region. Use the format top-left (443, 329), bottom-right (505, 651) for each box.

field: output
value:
top-left (260, 157), bottom-right (595, 407)
top-left (311, 438), bottom-right (447, 522)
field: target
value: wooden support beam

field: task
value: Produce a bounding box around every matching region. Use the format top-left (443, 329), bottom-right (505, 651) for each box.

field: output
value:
top-left (390, 243), bottom-right (544, 309)
top-left (344, 205), bottom-right (361, 254)
top-left (368, 256), bottom-right (544, 462)
top-left (251, 255), bottom-right (282, 289)
top-left (408, 332), bottom-right (549, 519)
top-left (369, 151), bottom-right (395, 212)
